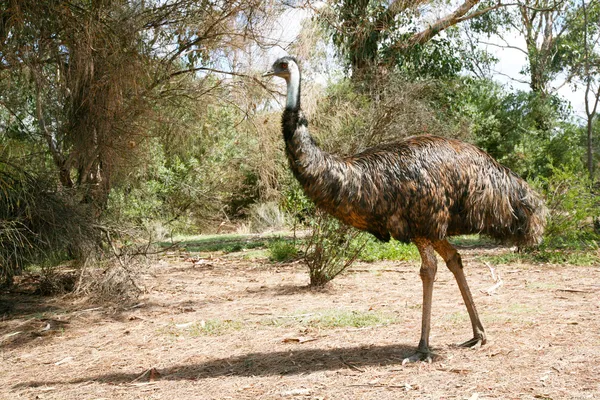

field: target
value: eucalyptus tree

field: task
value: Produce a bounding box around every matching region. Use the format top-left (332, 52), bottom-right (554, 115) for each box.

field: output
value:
top-left (574, 0), bottom-right (600, 179)
top-left (468, 0), bottom-right (600, 176)
top-left (315, 0), bottom-right (507, 80)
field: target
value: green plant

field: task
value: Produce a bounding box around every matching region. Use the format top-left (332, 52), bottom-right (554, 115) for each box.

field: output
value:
top-left (305, 309), bottom-right (396, 329)
top-left (479, 248), bottom-right (600, 266)
top-left (0, 163), bottom-right (98, 286)
top-left (268, 239), bottom-right (298, 262)
top-left (303, 211), bottom-right (368, 286)
top-left (534, 167), bottom-right (600, 249)
top-left (161, 319), bottom-right (243, 338)
top-left (358, 238), bottom-right (419, 262)
top-left (190, 319), bottom-right (243, 336)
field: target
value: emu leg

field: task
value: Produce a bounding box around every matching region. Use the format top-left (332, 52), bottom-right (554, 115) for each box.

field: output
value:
top-left (403, 238), bottom-right (438, 364)
top-left (433, 239), bottom-right (486, 348)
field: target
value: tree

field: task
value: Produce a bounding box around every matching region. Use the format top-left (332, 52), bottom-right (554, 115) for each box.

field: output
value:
top-left (0, 0), bottom-right (284, 280)
top-left (0, 0), bottom-right (277, 214)
top-left (577, 0), bottom-right (600, 179)
top-left (316, 0), bottom-right (502, 80)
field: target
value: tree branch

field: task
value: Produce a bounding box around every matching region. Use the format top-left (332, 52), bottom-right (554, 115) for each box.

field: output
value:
top-left (390, 0), bottom-right (482, 51)
top-left (477, 39), bottom-right (529, 56)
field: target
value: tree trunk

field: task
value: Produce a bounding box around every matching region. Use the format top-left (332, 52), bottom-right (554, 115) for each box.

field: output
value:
top-left (587, 118), bottom-right (594, 179)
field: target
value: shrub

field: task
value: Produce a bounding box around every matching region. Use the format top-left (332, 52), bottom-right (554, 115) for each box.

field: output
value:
top-left (534, 167), bottom-right (600, 249)
top-left (303, 211), bottom-right (368, 286)
top-left (0, 164), bottom-right (98, 286)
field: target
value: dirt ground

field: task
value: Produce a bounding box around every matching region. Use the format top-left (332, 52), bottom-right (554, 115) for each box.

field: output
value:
top-left (2, 244), bottom-right (600, 400)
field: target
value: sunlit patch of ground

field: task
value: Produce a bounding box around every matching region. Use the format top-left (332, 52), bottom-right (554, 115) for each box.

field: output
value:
top-left (2, 242), bottom-right (599, 399)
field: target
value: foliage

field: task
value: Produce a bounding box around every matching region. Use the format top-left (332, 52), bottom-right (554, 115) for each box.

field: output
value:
top-left (479, 248), bottom-right (599, 266)
top-left (303, 211), bottom-right (368, 286)
top-left (0, 0), bottom-right (280, 218)
top-left (437, 78), bottom-right (582, 179)
top-left (106, 105), bottom-right (261, 234)
top-left (0, 162), bottom-right (98, 286)
top-left (319, 0), bottom-right (494, 80)
top-left (248, 202), bottom-right (289, 233)
top-left (385, 34), bottom-right (470, 80)
top-left (309, 75), bottom-right (467, 157)
top-left (281, 181), bottom-right (317, 227)
top-left (268, 239), bottom-right (299, 262)
top-left (533, 167), bottom-right (600, 248)
top-left (0, 0), bottom-right (599, 284)
top-left (358, 238), bottom-right (419, 263)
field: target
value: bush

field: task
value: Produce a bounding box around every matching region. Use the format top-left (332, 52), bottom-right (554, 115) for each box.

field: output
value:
top-left (534, 167), bottom-right (600, 249)
top-left (248, 202), bottom-right (289, 232)
top-left (303, 211), bottom-right (368, 286)
top-left (0, 164), bottom-right (98, 286)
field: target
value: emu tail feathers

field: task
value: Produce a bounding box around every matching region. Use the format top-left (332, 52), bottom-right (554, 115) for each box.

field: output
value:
top-left (483, 172), bottom-right (548, 247)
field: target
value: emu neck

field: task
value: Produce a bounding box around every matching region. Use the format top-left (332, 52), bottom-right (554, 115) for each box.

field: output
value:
top-left (281, 70), bottom-right (328, 186)
top-left (286, 70), bottom-right (300, 111)
top-left (280, 68), bottom-right (366, 234)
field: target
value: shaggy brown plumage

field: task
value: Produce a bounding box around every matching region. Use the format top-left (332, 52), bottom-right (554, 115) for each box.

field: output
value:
top-left (266, 56), bottom-right (547, 362)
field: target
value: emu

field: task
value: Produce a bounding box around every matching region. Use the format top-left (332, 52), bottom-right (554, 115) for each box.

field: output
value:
top-left (264, 56), bottom-right (547, 363)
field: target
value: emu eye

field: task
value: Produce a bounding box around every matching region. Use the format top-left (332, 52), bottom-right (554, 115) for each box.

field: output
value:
top-left (280, 62), bottom-right (288, 70)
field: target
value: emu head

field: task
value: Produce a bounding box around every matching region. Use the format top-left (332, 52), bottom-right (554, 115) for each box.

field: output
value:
top-left (263, 56), bottom-right (298, 82)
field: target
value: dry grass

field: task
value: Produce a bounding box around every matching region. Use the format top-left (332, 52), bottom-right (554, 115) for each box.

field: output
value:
top-left (1, 245), bottom-right (599, 399)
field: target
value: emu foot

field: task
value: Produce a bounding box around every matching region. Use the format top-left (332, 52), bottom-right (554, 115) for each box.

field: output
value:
top-left (458, 335), bottom-right (486, 349)
top-left (402, 350), bottom-right (433, 365)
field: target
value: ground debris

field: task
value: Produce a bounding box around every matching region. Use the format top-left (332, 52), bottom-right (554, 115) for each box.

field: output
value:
top-left (281, 388), bottom-right (311, 396)
top-left (281, 336), bottom-right (318, 344)
top-left (54, 356), bottom-right (73, 366)
top-left (131, 367), bottom-right (161, 383)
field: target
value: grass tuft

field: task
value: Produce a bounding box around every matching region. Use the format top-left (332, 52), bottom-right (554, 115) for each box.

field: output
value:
top-left (268, 239), bottom-right (298, 262)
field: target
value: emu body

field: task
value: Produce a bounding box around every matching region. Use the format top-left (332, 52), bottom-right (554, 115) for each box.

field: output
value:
top-left (266, 56), bottom-right (547, 362)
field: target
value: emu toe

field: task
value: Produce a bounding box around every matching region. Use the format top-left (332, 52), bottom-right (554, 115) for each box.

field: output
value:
top-left (458, 335), bottom-right (486, 348)
top-left (402, 350), bottom-right (433, 365)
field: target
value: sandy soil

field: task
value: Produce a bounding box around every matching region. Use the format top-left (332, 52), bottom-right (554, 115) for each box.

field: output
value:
top-left (2, 246), bottom-right (599, 400)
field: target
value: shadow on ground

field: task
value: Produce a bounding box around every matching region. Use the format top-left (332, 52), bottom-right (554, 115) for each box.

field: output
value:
top-left (14, 343), bottom-right (417, 388)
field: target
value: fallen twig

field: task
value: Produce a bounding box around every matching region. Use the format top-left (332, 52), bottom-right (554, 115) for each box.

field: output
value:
top-left (1, 331), bottom-right (22, 343)
top-left (484, 262), bottom-right (498, 281)
top-left (347, 383), bottom-right (414, 390)
top-left (131, 367), bottom-right (161, 383)
top-left (556, 288), bottom-right (595, 293)
top-left (73, 307), bottom-right (103, 315)
top-left (481, 262), bottom-right (503, 295)
top-left (340, 357), bottom-right (365, 372)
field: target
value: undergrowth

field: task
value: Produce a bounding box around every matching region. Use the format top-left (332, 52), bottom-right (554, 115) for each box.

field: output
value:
top-left (359, 238), bottom-right (419, 262)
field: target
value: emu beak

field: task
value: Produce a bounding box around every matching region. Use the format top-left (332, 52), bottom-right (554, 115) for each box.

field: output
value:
top-left (262, 69), bottom-right (274, 77)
